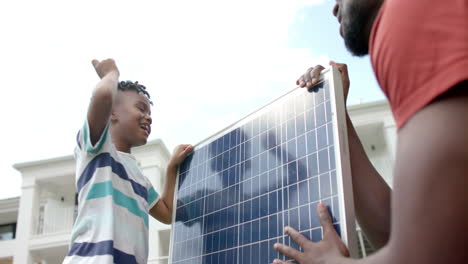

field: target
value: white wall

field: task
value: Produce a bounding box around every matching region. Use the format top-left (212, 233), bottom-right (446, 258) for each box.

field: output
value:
top-left (348, 100), bottom-right (396, 186)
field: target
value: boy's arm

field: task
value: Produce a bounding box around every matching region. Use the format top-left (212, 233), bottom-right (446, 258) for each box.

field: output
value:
top-left (150, 144), bottom-right (193, 224)
top-left (87, 59), bottom-right (120, 145)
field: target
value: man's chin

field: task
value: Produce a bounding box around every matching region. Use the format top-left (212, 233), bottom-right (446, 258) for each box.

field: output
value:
top-left (344, 37), bottom-right (369, 57)
top-left (342, 23), bottom-right (370, 57)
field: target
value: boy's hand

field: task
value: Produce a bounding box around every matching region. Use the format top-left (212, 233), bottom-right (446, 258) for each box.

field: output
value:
top-left (152, 144), bottom-right (193, 224)
top-left (297, 61), bottom-right (350, 103)
top-left (91, 58), bottom-right (120, 79)
top-left (168, 144), bottom-right (194, 169)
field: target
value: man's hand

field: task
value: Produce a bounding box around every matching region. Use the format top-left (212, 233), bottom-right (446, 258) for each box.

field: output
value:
top-left (297, 61), bottom-right (350, 103)
top-left (91, 58), bottom-right (120, 79)
top-left (168, 144), bottom-right (194, 169)
top-left (273, 203), bottom-right (350, 264)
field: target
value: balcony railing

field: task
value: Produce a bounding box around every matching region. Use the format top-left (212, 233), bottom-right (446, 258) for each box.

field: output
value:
top-left (35, 203), bottom-right (76, 236)
top-left (357, 228), bottom-right (375, 257)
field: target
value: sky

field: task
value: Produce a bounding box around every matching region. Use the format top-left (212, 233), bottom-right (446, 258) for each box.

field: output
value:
top-left (0, 0), bottom-right (384, 200)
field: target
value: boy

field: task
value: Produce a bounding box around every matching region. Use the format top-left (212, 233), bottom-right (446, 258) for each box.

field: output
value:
top-left (63, 58), bottom-right (193, 264)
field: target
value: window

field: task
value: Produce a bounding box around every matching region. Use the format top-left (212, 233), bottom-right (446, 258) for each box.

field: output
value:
top-left (0, 223), bottom-right (16, 240)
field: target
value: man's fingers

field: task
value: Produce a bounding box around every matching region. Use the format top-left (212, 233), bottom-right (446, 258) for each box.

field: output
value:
top-left (303, 68), bottom-right (313, 87)
top-left (285, 226), bottom-right (311, 248)
top-left (317, 203), bottom-right (335, 237)
top-left (297, 65), bottom-right (326, 89)
top-left (298, 65), bottom-right (325, 88)
top-left (297, 75), bottom-right (305, 86)
top-left (336, 63), bottom-right (349, 82)
top-left (330, 60), bottom-right (347, 72)
top-left (298, 69), bottom-right (310, 87)
top-left (330, 61), bottom-right (350, 84)
top-left (274, 243), bottom-right (302, 262)
top-left (272, 259), bottom-right (297, 264)
top-left (308, 65), bottom-right (325, 88)
top-left (336, 63), bottom-right (348, 75)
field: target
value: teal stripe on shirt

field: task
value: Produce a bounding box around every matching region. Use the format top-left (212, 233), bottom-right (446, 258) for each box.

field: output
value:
top-left (86, 181), bottom-right (149, 227)
top-left (148, 187), bottom-right (159, 207)
top-left (82, 121), bottom-right (110, 154)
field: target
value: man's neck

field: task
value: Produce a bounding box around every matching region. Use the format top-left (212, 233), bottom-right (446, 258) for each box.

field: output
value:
top-left (365, 0), bottom-right (385, 48)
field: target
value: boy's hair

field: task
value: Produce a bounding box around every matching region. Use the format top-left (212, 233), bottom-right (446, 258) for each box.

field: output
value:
top-left (118, 80), bottom-right (153, 105)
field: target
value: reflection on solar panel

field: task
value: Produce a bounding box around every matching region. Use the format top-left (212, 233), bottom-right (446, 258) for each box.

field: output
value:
top-left (169, 67), bottom-right (357, 264)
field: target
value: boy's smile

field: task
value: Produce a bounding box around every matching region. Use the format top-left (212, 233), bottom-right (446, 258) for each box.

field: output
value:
top-left (140, 122), bottom-right (151, 137)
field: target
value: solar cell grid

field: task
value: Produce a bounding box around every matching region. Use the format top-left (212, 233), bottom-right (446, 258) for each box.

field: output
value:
top-left (170, 68), bottom-right (356, 264)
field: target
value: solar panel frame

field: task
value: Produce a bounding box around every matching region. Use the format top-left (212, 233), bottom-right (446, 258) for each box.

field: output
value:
top-left (168, 66), bottom-right (358, 263)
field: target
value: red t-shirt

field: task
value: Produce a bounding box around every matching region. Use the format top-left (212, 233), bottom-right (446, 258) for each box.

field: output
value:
top-left (369, 0), bottom-right (468, 129)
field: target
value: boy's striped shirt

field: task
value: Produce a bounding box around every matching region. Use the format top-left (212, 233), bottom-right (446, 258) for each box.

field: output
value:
top-left (63, 121), bottom-right (159, 264)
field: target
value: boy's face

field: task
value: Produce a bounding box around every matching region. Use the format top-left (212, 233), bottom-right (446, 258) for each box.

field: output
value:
top-left (112, 90), bottom-right (152, 147)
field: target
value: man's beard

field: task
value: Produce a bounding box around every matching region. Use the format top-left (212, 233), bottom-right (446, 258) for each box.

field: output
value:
top-left (342, 5), bottom-right (372, 57)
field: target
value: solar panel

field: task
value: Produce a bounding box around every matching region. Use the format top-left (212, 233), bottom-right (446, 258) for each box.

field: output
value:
top-left (169, 66), bottom-right (357, 264)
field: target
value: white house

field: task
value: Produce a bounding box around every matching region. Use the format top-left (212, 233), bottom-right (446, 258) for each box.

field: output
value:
top-left (0, 100), bottom-right (396, 264)
top-left (0, 140), bottom-right (172, 264)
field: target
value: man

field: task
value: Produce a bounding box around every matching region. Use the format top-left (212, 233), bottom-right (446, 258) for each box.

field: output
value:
top-left (273, 0), bottom-right (468, 263)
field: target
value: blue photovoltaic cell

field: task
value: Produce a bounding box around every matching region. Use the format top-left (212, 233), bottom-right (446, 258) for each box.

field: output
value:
top-left (171, 78), bottom-right (342, 264)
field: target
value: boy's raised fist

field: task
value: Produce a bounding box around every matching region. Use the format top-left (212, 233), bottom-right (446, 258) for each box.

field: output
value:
top-left (91, 58), bottom-right (120, 79)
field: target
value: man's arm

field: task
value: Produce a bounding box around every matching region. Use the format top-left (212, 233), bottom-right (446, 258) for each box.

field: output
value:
top-left (150, 144), bottom-right (193, 224)
top-left (274, 83), bottom-right (468, 264)
top-left (87, 59), bottom-right (119, 145)
top-left (300, 62), bottom-right (391, 248)
top-left (345, 114), bottom-right (391, 248)
top-left (386, 83), bottom-right (468, 263)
